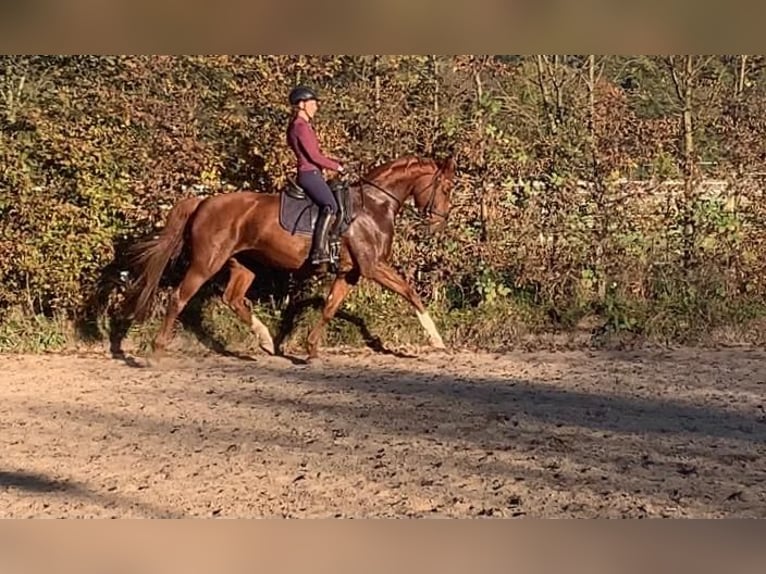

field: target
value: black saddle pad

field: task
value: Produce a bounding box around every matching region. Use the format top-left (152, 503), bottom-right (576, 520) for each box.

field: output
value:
top-left (278, 181), bottom-right (356, 237)
top-left (279, 192), bottom-right (318, 236)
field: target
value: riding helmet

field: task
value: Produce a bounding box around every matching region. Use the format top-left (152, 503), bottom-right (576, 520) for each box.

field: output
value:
top-left (288, 85), bottom-right (319, 106)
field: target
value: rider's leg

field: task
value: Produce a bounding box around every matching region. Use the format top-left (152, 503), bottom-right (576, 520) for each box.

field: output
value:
top-left (297, 170), bottom-right (339, 264)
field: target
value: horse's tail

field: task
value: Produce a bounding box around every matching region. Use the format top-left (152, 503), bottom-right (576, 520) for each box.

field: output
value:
top-left (124, 196), bottom-right (205, 322)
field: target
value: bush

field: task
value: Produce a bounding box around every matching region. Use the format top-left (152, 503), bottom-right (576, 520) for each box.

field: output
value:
top-left (2, 55), bottom-right (766, 353)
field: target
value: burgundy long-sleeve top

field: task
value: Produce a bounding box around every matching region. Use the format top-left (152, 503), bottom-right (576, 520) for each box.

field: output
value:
top-left (286, 116), bottom-right (341, 173)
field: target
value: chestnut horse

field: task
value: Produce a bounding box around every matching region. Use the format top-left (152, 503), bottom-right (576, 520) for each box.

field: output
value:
top-left (124, 154), bottom-right (456, 359)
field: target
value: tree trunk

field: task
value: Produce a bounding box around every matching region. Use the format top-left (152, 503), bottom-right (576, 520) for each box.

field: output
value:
top-left (667, 55), bottom-right (703, 268)
top-left (432, 55), bottom-right (439, 115)
top-left (473, 59), bottom-right (489, 243)
top-left (535, 55), bottom-right (557, 134)
top-left (682, 55), bottom-right (695, 186)
top-left (586, 55), bottom-right (607, 301)
top-left (373, 55), bottom-right (381, 108)
top-left (736, 54), bottom-right (748, 98)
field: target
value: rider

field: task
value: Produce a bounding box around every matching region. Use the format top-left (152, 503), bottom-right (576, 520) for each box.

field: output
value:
top-left (286, 85), bottom-right (345, 265)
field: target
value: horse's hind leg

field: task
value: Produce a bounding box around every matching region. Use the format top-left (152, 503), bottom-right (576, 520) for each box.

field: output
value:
top-left (369, 262), bottom-right (445, 349)
top-left (306, 269), bottom-right (360, 359)
top-left (222, 258), bottom-right (275, 355)
top-left (153, 260), bottom-right (223, 356)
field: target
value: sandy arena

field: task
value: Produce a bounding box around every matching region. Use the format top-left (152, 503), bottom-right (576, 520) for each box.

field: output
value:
top-left (1, 345), bottom-right (765, 518)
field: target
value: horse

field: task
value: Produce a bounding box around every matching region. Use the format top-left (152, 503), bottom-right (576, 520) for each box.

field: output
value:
top-left (123, 154), bottom-right (457, 359)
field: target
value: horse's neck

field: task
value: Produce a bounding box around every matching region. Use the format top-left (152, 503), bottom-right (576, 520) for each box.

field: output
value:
top-left (369, 173), bottom-right (418, 208)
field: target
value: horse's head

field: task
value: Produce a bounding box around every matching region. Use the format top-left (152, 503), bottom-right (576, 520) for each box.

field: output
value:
top-left (361, 154), bottom-right (457, 233)
top-left (411, 155), bottom-right (457, 233)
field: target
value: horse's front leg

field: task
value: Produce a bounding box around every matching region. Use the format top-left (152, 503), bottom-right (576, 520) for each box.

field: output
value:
top-left (368, 262), bottom-right (445, 349)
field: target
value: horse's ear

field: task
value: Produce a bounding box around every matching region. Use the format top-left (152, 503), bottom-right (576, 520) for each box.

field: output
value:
top-left (441, 155), bottom-right (457, 176)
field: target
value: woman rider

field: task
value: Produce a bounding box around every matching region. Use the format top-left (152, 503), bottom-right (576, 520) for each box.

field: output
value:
top-left (286, 85), bottom-right (345, 265)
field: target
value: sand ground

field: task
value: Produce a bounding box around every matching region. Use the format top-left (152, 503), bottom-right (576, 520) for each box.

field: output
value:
top-left (1, 345), bottom-right (764, 518)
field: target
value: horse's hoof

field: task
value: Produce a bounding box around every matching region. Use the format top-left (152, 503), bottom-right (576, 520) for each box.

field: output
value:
top-left (430, 337), bottom-right (446, 350)
top-left (259, 340), bottom-right (276, 356)
top-left (146, 349), bottom-right (165, 367)
top-left (150, 345), bottom-right (165, 356)
top-left (305, 346), bottom-right (320, 361)
top-left (306, 337), bottom-right (320, 360)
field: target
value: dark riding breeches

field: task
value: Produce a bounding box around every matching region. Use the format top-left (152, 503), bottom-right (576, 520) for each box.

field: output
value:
top-left (297, 170), bottom-right (338, 214)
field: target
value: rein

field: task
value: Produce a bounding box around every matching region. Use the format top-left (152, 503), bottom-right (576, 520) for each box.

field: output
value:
top-left (358, 166), bottom-right (449, 223)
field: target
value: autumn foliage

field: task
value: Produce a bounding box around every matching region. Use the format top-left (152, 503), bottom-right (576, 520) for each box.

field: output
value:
top-left (2, 55), bottom-right (766, 349)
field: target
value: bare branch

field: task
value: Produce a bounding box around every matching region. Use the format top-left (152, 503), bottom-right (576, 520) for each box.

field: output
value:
top-left (666, 56), bottom-right (685, 103)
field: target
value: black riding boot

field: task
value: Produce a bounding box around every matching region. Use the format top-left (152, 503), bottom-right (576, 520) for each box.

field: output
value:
top-left (310, 207), bottom-right (334, 265)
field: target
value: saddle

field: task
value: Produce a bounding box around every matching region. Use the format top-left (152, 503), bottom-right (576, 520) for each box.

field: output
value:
top-left (278, 178), bottom-right (354, 238)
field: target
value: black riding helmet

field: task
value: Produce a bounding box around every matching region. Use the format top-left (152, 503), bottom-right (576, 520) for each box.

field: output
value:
top-left (288, 85), bottom-right (319, 106)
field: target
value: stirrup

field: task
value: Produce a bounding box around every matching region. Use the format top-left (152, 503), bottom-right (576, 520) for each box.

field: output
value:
top-left (310, 250), bottom-right (331, 265)
top-left (311, 241), bottom-right (340, 266)
top-left (329, 239), bottom-right (341, 262)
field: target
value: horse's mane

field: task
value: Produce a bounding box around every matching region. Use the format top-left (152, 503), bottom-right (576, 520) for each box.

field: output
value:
top-left (363, 155), bottom-right (438, 181)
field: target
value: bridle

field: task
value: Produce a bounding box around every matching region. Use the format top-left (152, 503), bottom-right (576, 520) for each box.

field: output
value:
top-left (358, 164), bottom-right (450, 223)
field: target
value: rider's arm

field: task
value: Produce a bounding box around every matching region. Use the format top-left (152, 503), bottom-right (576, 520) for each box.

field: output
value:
top-left (295, 121), bottom-right (342, 172)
